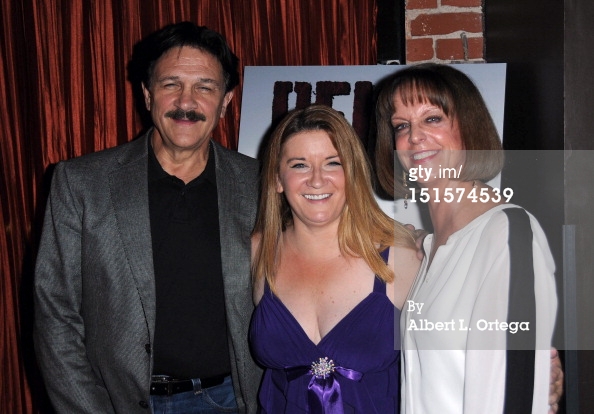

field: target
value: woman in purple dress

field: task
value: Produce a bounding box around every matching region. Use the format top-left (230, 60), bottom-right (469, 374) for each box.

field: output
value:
top-left (249, 105), bottom-right (420, 413)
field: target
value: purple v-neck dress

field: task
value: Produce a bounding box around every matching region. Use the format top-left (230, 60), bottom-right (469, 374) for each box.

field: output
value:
top-left (249, 252), bottom-right (399, 414)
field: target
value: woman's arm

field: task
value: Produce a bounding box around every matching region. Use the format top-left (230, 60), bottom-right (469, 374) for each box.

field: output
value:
top-left (251, 234), bottom-right (265, 305)
top-left (388, 246), bottom-right (421, 310)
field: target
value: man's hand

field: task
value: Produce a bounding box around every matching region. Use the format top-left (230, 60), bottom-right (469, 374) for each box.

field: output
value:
top-left (549, 347), bottom-right (564, 413)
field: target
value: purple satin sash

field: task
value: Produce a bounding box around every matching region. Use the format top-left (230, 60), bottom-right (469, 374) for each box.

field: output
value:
top-left (285, 358), bottom-right (363, 414)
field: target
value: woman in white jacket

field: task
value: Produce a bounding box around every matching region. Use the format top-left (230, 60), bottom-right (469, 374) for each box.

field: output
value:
top-left (374, 63), bottom-right (558, 414)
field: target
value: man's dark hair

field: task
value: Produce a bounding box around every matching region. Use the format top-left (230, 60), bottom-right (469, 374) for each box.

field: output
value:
top-left (129, 21), bottom-right (239, 92)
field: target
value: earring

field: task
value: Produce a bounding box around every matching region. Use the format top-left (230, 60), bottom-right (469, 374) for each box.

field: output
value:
top-left (403, 171), bottom-right (408, 209)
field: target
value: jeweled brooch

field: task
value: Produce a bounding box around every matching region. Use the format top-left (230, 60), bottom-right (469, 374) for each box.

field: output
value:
top-left (310, 357), bottom-right (336, 379)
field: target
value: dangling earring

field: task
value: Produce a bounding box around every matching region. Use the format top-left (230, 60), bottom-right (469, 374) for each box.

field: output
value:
top-left (403, 171), bottom-right (408, 209)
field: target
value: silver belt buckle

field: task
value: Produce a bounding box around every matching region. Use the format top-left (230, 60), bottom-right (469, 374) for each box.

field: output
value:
top-left (151, 375), bottom-right (171, 383)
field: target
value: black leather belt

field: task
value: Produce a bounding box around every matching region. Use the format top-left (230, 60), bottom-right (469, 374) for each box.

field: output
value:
top-left (150, 373), bottom-right (229, 396)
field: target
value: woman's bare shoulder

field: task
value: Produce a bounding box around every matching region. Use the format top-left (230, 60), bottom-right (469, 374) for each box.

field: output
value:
top-left (388, 245), bottom-right (421, 310)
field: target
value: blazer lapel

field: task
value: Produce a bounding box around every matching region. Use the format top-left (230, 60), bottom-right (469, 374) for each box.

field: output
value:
top-left (109, 134), bottom-right (156, 331)
top-left (217, 155), bottom-right (238, 290)
top-left (213, 143), bottom-right (253, 296)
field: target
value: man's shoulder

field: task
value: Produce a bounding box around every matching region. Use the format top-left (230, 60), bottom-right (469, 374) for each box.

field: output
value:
top-left (64, 134), bottom-right (146, 164)
top-left (212, 141), bottom-right (260, 175)
top-left (48, 135), bottom-right (148, 191)
top-left (58, 134), bottom-right (148, 172)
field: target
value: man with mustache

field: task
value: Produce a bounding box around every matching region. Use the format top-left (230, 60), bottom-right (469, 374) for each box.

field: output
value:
top-left (33, 22), bottom-right (260, 414)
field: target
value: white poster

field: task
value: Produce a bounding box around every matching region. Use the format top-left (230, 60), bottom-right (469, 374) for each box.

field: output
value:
top-left (238, 64), bottom-right (506, 228)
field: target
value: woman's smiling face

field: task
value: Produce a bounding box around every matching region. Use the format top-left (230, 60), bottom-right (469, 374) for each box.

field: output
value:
top-left (391, 93), bottom-right (465, 185)
top-left (276, 130), bottom-right (346, 228)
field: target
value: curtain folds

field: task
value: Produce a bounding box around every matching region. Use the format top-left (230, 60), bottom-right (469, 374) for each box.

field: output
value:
top-left (0, 0), bottom-right (377, 412)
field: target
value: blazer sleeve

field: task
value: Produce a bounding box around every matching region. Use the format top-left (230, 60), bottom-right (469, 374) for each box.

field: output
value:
top-left (34, 162), bottom-right (116, 414)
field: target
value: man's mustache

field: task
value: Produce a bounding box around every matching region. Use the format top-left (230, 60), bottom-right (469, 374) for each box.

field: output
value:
top-left (165, 109), bottom-right (207, 122)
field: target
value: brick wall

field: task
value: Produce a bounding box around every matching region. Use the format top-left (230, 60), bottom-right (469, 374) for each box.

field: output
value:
top-left (405, 0), bottom-right (484, 63)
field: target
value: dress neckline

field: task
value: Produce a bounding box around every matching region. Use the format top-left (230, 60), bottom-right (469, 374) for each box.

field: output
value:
top-left (258, 276), bottom-right (388, 347)
top-left (259, 247), bottom-right (392, 346)
top-left (265, 281), bottom-right (387, 346)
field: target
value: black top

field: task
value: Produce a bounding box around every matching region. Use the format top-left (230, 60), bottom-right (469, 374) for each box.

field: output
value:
top-left (148, 140), bottom-right (231, 379)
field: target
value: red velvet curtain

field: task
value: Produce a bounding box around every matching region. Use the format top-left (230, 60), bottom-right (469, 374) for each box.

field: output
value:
top-left (0, 0), bottom-right (377, 412)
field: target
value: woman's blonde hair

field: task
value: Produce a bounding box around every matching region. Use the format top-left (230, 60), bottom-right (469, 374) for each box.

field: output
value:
top-left (252, 105), bottom-right (416, 290)
top-left (375, 63), bottom-right (504, 198)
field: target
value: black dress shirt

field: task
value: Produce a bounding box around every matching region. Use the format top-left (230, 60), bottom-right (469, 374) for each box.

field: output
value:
top-left (148, 141), bottom-right (231, 379)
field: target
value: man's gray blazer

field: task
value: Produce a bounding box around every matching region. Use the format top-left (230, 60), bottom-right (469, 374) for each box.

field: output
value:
top-left (33, 130), bottom-right (262, 413)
